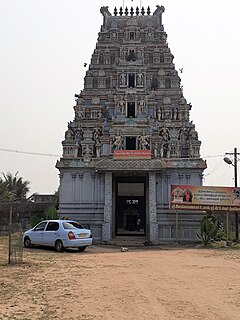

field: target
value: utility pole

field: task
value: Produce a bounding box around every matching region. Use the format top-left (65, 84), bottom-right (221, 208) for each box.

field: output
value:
top-left (225, 147), bottom-right (240, 242)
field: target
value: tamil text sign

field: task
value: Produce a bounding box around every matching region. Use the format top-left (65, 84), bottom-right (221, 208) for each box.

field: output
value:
top-left (170, 185), bottom-right (240, 212)
top-left (114, 150), bottom-right (151, 160)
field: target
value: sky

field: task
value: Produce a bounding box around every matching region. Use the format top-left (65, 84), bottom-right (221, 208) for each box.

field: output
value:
top-left (1, 0), bottom-right (240, 195)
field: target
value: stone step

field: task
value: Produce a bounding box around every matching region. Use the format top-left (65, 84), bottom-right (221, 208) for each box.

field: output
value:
top-left (107, 236), bottom-right (147, 247)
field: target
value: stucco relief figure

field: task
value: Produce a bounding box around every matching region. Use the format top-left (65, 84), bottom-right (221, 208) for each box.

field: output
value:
top-left (92, 127), bottom-right (101, 142)
top-left (97, 109), bottom-right (102, 118)
top-left (138, 98), bottom-right (146, 114)
top-left (179, 96), bottom-right (186, 105)
top-left (100, 6), bottom-right (111, 29)
top-left (160, 127), bottom-right (169, 142)
top-left (189, 125), bottom-right (198, 141)
top-left (121, 48), bottom-right (127, 59)
top-left (157, 108), bottom-right (162, 121)
top-left (119, 73), bottom-right (127, 86)
top-left (136, 72), bottom-right (144, 86)
top-left (154, 143), bottom-right (158, 157)
top-left (183, 108), bottom-right (189, 121)
top-left (82, 145), bottom-right (93, 157)
top-left (65, 128), bottom-right (74, 141)
top-left (159, 137), bottom-right (164, 157)
top-left (95, 140), bottom-right (101, 158)
top-left (138, 133), bottom-right (150, 150)
top-left (147, 31), bottom-right (153, 41)
top-left (166, 144), bottom-right (171, 158)
top-left (164, 110), bottom-right (172, 120)
top-left (172, 107), bottom-right (178, 120)
top-left (92, 96), bottom-right (100, 105)
top-left (175, 141), bottom-right (180, 157)
top-left (76, 109), bottom-right (84, 119)
top-left (179, 127), bottom-right (189, 143)
top-left (189, 143), bottom-right (195, 158)
top-left (75, 129), bottom-right (83, 141)
top-left (117, 98), bottom-right (126, 114)
top-left (112, 134), bottom-right (123, 150)
top-left (163, 95), bottom-right (171, 105)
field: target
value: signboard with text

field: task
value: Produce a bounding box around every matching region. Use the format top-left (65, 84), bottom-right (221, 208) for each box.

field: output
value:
top-left (170, 185), bottom-right (240, 212)
top-left (114, 150), bottom-right (151, 160)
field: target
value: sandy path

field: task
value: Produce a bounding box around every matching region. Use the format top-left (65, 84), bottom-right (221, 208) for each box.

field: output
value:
top-left (0, 245), bottom-right (240, 320)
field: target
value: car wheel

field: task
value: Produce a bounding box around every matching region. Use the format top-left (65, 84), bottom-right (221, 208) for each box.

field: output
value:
top-left (55, 240), bottom-right (64, 252)
top-left (78, 246), bottom-right (87, 252)
top-left (24, 236), bottom-right (32, 248)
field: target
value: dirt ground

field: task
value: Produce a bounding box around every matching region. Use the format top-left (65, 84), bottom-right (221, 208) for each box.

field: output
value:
top-left (0, 242), bottom-right (240, 320)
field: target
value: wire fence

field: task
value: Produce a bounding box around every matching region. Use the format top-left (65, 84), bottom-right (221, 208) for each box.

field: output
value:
top-left (0, 224), bottom-right (23, 265)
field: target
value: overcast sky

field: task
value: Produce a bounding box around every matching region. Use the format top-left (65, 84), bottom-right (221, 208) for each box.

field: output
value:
top-left (1, 0), bottom-right (240, 195)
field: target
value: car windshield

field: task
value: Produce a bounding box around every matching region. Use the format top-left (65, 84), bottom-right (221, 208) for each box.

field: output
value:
top-left (62, 222), bottom-right (84, 230)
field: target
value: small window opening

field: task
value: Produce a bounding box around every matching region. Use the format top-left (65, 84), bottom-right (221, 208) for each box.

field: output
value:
top-left (130, 32), bottom-right (135, 40)
top-left (127, 102), bottom-right (135, 118)
top-left (126, 137), bottom-right (136, 150)
top-left (128, 74), bottom-right (135, 87)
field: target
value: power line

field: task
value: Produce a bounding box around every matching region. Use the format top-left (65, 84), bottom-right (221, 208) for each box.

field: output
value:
top-left (0, 148), bottom-right (60, 158)
top-left (0, 147), bottom-right (231, 161)
top-left (215, 166), bottom-right (231, 184)
top-left (204, 159), bottom-right (223, 177)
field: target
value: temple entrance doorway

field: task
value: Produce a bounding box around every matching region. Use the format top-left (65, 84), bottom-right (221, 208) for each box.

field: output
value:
top-left (115, 176), bottom-right (146, 236)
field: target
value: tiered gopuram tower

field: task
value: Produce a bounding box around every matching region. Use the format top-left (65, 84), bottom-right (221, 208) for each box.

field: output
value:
top-left (56, 5), bottom-right (207, 243)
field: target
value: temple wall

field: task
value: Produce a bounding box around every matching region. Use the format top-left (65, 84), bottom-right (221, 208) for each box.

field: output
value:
top-left (59, 168), bottom-right (205, 243)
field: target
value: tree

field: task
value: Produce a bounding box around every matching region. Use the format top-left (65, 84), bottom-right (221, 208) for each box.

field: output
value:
top-left (0, 172), bottom-right (30, 202)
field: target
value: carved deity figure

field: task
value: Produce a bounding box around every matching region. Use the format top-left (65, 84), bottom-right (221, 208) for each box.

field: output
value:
top-left (138, 133), bottom-right (150, 150)
top-left (119, 73), bottom-right (127, 86)
top-left (179, 127), bottom-right (189, 143)
top-left (179, 96), bottom-right (186, 105)
top-left (82, 145), bottom-right (93, 157)
top-left (95, 140), bottom-right (101, 158)
top-left (154, 143), bottom-right (158, 157)
top-left (65, 128), bottom-right (74, 141)
top-left (164, 110), bottom-right (172, 120)
top-left (112, 134), bottom-right (123, 150)
top-left (136, 72), bottom-right (144, 86)
top-left (163, 95), bottom-right (171, 105)
top-left (157, 108), bottom-right (162, 121)
top-left (138, 98), bottom-right (146, 114)
top-left (92, 127), bottom-right (101, 142)
top-left (160, 127), bottom-right (169, 142)
top-left (75, 129), bottom-right (83, 141)
top-left (117, 98), bottom-right (126, 114)
top-left (189, 143), bottom-right (195, 158)
top-left (189, 125), bottom-right (198, 141)
top-left (159, 136), bottom-right (164, 158)
top-left (172, 107), bottom-right (178, 120)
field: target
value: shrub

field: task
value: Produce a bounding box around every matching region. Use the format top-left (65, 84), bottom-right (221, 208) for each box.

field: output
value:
top-left (197, 214), bottom-right (218, 246)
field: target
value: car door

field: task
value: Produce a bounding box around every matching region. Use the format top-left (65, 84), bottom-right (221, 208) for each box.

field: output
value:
top-left (30, 221), bottom-right (47, 245)
top-left (43, 221), bottom-right (60, 246)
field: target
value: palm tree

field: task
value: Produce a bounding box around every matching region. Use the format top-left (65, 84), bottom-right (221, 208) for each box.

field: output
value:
top-left (0, 172), bottom-right (30, 202)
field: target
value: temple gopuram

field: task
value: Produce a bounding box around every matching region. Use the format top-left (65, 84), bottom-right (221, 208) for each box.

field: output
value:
top-left (56, 5), bottom-right (207, 243)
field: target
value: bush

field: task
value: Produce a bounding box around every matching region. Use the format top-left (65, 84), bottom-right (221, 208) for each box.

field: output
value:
top-left (197, 214), bottom-right (218, 246)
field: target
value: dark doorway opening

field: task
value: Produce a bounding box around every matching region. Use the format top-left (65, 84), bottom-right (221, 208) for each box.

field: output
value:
top-left (126, 137), bottom-right (136, 150)
top-left (127, 102), bottom-right (135, 118)
top-left (115, 176), bottom-right (146, 236)
top-left (128, 73), bottom-right (135, 87)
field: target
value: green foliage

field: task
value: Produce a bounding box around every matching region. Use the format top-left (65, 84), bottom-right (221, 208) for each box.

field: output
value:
top-left (45, 205), bottom-right (58, 220)
top-left (197, 214), bottom-right (218, 246)
top-left (29, 215), bottom-right (43, 228)
top-left (0, 172), bottom-right (30, 203)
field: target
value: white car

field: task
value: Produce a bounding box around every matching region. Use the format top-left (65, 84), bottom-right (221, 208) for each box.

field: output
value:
top-left (23, 220), bottom-right (92, 252)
